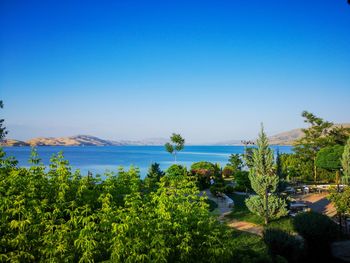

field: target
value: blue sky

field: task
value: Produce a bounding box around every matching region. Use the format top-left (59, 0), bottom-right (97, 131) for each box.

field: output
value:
top-left (1, 0), bottom-right (350, 144)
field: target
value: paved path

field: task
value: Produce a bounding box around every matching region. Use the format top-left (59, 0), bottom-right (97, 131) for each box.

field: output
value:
top-left (293, 193), bottom-right (336, 217)
top-left (203, 189), bottom-right (264, 236)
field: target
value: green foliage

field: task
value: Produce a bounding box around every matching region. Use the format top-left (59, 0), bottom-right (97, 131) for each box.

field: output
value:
top-left (227, 193), bottom-right (294, 231)
top-left (166, 164), bottom-right (187, 177)
top-left (2, 148), bottom-right (257, 262)
top-left (206, 199), bottom-right (218, 212)
top-left (316, 145), bottom-right (344, 171)
top-left (164, 133), bottom-right (185, 163)
top-left (246, 195), bottom-right (288, 222)
top-left (227, 154), bottom-right (243, 173)
top-left (222, 165), bottom-right (234, 178)
top-left (230, 231), bottom-right (272, 263)
top-left (342, 137), bottom-right (350, 184)
top-left (144, 163), bottom-right (165, 192)
top-left (234, 170), bottom-right (251, 192)
top-left (293, 111), bottom-right (350, 182)
top-left (293, 212), bottom-right (340, 260)
top-left (0, 100), bottom-right (8, 140)
top-left (244, 147), bottom-right (254, 169)
top-left (329, 186), bottom-right (350, 219)
top-left (191, 161), bottom-right (222, 190)
top-left (263, 228), bottom-right (303, 263)
top-left (279, 153), bottom-right (312, 182)
top-left (245, 125), bottom-right (288, 224)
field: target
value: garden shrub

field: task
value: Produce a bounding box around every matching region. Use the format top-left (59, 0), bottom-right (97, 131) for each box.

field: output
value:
top-left (234, 170), bottom-right (251, 192)
top-left (224, 185), bottom-right (234, 194)
top-left (191, 162), bottom-right (222, 190)
top-left (263, 228), bottom-right (303, 263)
top-left (222, 165), bottom-right (234, 178)
top-left (293, 211), bottom-right (340, 260)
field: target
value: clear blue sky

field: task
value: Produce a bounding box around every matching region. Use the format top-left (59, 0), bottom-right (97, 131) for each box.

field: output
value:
top-left (1, 0), bottom-right (349, 144)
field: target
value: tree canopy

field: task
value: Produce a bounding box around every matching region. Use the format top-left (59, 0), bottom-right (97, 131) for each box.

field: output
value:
top-left (316, 145), bottom-right (344, 171)
top-left (0, 148), bottom-right (239, 262)
top-left (245, 125), bottom-right (288, 224)
top-left (164, 133), bottom-right (185, 163)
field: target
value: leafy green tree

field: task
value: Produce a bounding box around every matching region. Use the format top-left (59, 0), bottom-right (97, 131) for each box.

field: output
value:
top-left (110, 174), bottom-right (235, 262)
top-left (234, 171), bottom-right (251, 192)
top-left (166, 164), bottom-right (187, 177)
top-left (164, 133), bottom-right (185, 163)
top-left (243, 147), bottom-right (254, 169)
top-left (227, 154), bottom-right (243, 173)
top-left (245, 125), bottom-right (288, 224)
top-left (294, 111), bottom-right (335, 182)
top-left (328, 125), bottom-right (350, 146)
top-left (341, 137), bottom-right (350, 185)
top-left (144, 163), bottom-right (165, 192)
top-left (0, 100), bottom-right (8, 140)
top-left (316, 145), bottom-right (344, 184)
top-left (191, 162), bottom-right (222, 189)
top-left (329, 186), bottom-right (350, 230)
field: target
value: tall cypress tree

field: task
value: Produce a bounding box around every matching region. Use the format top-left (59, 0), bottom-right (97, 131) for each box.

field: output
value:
top-left (342, 137), bottom-right (350, 185)
top-left (245, 125), bottom-right (287, 224)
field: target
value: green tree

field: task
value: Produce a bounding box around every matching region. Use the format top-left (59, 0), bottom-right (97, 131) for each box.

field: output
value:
top-left (227, 154), bottom-right (243, 173)
top-left (164, 133), bottom-right (185, 163)
top-left (329, 186), bottom-right (350, 230)
top-left (245, 125), bottom-right (288, 224)
top-left (144, 163), bottom-right (165, 192)
top-left (191, 162), bottom-right (222, 189)
top-left (294, 111), bottom-right (333, 182)
top-left (316, 145), bottom-right (344, 185)
top-left (243, 147), bottom-right (254, 169)
top-left (0, 100), bottom-right (8, 140)
top-left (341, 137), bottom-right (350, 185)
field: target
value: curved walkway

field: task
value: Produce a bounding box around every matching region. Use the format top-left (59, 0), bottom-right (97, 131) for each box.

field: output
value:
top-left (203, 189), bottom-right (263, 236)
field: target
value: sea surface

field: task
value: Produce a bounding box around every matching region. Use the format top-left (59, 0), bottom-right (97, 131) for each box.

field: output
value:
top-left (2, 146), bottom-right (293, 178)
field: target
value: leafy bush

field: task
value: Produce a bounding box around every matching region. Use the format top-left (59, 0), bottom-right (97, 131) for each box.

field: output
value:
top-left (0, 149), bottom-right (242, 263)
top-left (293, 211), bottom-right (340, 260)
top-left (263, 228), bottom-right (303, 262)
top-left (222, 165), bottom-right (234, 178)
top-left (166, 164), bottom-right (187, 177)
top-left (234, 170), bottom-right (251, 192)
top-left (224, 185), bottom-right (234, 194)
top-left (191, 161), bottom-right (222, 190)
top-left (206, 199), bottom-right (218, 212)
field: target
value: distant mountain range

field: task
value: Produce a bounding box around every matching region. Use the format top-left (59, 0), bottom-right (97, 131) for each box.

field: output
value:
top-left (1, 123), bottom-right (349, 147)
top-left (210, 123), bottom-right (350, 146)
top-left (0, 135), bottom-right (169, 147)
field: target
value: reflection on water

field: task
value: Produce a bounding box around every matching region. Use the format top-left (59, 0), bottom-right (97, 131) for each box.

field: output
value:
top-left (2, 145), bottom-right (293, 178)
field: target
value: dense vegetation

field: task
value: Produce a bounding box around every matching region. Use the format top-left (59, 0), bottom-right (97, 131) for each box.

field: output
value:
top-left (0, 149), bottom-right (270, 263)
top-left (244, 125), bottom-right (288, 224)
top-left (1, 105), bottom-right (349, 262)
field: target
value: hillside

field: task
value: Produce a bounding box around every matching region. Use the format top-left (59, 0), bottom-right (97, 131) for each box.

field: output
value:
top-left (1, 135), bottom-right (169, 147)
top-left (0, 139), bottom-right (29, 146)
top-left (268, 123), bottom-right (350, 145)
top-left (25, 135), bottom-right (123, 146)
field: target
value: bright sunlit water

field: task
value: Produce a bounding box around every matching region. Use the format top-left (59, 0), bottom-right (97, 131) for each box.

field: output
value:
top-left (2, 146), bottom-right (293, 178)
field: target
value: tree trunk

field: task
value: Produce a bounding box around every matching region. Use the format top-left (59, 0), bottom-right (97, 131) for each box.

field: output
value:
top-left (174, 152), bottom-right (177, 163)
top-left (265, 190), bottom-right (269, 225)
top-left (314, 159), bottom-right (317, 183)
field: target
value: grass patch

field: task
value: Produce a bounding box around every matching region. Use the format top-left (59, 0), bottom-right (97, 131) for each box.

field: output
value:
top-left (227, 193), bottom-right (294, 232)
top-left (231, 230), bottom-right (271, 262)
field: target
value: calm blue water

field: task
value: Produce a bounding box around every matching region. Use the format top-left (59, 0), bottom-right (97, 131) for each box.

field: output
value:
top-left (2, 146), bottom-right (293, 178)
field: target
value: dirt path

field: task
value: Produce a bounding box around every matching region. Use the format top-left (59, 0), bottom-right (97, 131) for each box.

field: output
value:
top-left (226, 219), bottom-right (263, 236)
top-left (294, 193), bottom-right (336, 217)
top-left (204, 189), bottom-right (263, 236)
